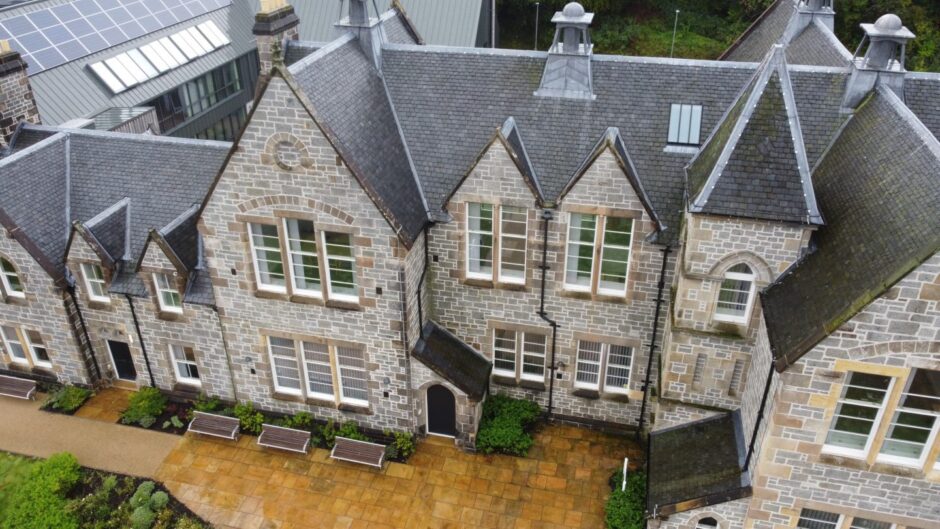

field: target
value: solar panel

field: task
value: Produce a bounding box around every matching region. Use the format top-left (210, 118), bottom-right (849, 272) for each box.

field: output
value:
top-left (0, 0), bottom-right (232, 74)
top-left (88, 20), bottom-right (229, 94)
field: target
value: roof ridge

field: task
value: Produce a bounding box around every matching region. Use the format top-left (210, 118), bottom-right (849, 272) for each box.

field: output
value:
top-left (158, 203), bottom-right (200, 236)
top-left (287, 32), bottom-right (356, 75)
top-left (875, 84), bottom-right (940, 161)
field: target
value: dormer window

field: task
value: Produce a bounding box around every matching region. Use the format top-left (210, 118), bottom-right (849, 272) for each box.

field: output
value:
top-left (0, 258), bottom-right (25, 299)
top-left (466, 203), bottom-right (528, 285)
top-left (667, 104), bottom-right (703, 146)
top-left (153, 273), bottom-right (182, 313)
top-left (714, 263), bottom-right (756, 323)
top-left (80, 263), bottom-right (109, 303)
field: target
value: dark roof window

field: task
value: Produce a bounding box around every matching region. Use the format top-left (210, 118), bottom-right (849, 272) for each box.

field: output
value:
top-left (667, 104), bottom-right (703, 146)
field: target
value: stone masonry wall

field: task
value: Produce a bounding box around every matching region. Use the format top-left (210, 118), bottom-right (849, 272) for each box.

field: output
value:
top-left (430, 143), bottom-right (671, 428)
top-left (654, 497), bottom-right (751, 529)
top-left (744, 253), bottom-right (940, 529)
top-left (0, 227), bottom-right (86, 384)
top-left (0, 52), bottom-right (40, 146)
top-left (199, 74), bottom-right (416, 433)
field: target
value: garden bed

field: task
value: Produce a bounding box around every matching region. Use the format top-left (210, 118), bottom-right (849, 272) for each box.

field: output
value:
top-left (39, 385), bottom-right (93, 416)
top-left (118, 387), bottom-right (195, 436)
top-left (475, 394), bottom-right (543, 456)
top-left (0, 451), bottom-right (210, 529)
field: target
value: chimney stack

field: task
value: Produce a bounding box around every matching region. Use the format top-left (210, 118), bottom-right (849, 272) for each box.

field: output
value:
top-left (335, 0), bottom-right (387, 71)
top-left (796, 0), bottom-right (835, 31)
top-left (534, 2), bottom-right (595, 100)
top-left (843, 14), bottom-right (915, 109)
top-left (0, 40), bottom-right (40, 147)
top-left (253, 0), bottom-right (300, 95)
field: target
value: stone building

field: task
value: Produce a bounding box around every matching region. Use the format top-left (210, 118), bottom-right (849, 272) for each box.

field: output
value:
top-left (0, 0), bottom-right (938, 527)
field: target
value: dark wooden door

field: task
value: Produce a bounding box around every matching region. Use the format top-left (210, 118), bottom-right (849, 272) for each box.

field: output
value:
top-left (427, 384), bottom-right (456, 437)
top-left (108, 340), bottom-right (137, 381)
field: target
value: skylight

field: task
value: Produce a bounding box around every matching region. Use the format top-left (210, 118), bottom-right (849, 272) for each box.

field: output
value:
top-left (88, 20), bottom-right (229, 94)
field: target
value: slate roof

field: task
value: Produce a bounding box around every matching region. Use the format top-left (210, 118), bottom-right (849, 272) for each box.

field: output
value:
top-left (721, 0), bottom-right (796, 63)
top-left (0, 124), bottom-right (229, 303)
top-left (412, 321), bottom-right (492, 400)
top-left (762, 86), bottom-right (940, 369)
top-left (904, 73), bottom-right (940, 141)
top-left (85, 199), bottom-right (130, 263)
top-left (647, 411), bottom-right (749, 515)
top-left (288, 36), bottom-right (429, 246)
top-left (785, 18), bottom-right (851, 67)
top-left (688, 46), bottom-right (822, 224)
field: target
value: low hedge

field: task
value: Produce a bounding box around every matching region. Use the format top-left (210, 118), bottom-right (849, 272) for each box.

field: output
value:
top-left (605, 469), bottom-right (646, 529)
top-left (0, 452), bottom-right (81, 529)
top-left (475, 394), bottom-right (541, 456)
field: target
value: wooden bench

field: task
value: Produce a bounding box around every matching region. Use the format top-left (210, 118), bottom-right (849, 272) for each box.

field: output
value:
top-left (330, 436), bottom-right (386, 468)
top-left (258, 424), bottom-right (310, 454)
top-left (187, 411), bottom-right (240, 440)
top-left (0, 374), bottom-right (37, 400)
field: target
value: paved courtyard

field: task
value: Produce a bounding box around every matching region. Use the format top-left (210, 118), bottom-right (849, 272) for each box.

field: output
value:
top-left (156, 425), bottom-right (641, 529)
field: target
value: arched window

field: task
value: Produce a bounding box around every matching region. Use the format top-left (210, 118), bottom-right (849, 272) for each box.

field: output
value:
top-left (695, 517), bottom-right (719, 529)
top-left (714, 263), bottom-right (755, 324)
top-left (0, 258), bottom-right (25, 298)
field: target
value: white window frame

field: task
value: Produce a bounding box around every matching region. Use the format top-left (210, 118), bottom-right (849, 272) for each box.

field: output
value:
top-left (1, 325), bottom-right (29, 365)
top-left (466, 202), bottom-right (495, 280)
top-left (875, 370), bottom-right (940, 468)
top-left (80, 262), bottom-right (110, 303)
top-left (23, 329), bottom-right (52, 369)
top-left (300, 341), bottom-right (334, 402)
top-left (520, 332), bottom-right (547, 382)
top-left (497, 206), bottom-right (527, 284)
top-left (574, 340), bottom-right (603, 390)
top-left (283, 218), bottom-right (322, 298)
top-left (266, 336), bottom-right (303, 396)
top-left (596, 216), bottom-right (633, 297)
top-left (667, 103), bottom-right (703, 145)
top-left (323, 231), bottom-right (358, 303)
top-left (169, 344), bottom-right (201, 386)
top-left (603, 344), bottom-right (634, 395)
top-left (0, 258), bottom-right (25, 299)
top-left (564, 213), bottom-right (599, 293)
top-left (335, 345), bottom-right (369, 406)
top-left (822, 372), bottom-right (895, 460)
top-left (713, 265), bottom-right (757, 324)
top-left (248, 222), bottom-right (287, 294)
top-left (153, 273), bottom-right (183, 313)
top-left (796, 509), bottom-right (843, 529)
top-left (492, 329), bottom-right (517, 378)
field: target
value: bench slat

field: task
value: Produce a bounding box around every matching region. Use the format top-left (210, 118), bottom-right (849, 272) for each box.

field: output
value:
top-left (330, 437), bottom-right (386, 468)
top-left (0, 375), bottom-right (37, 400)
top-left (188, 411), bottom-right (239, 440)
top-left (258, 424), bottom-right (310, 454)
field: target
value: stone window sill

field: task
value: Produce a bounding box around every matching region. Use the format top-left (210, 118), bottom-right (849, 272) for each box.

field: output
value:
top-left (338, 402), bottom-right (371, 415)
top-left (559, 289), bottom-right (630, 304)
top-left (462, 277), bottom-right (529, 292)
top-left (519, 379), bottom-right (546, 391)
top-left (571, 388), bottom-right (600, 399)
top-left (325, 299), bottom-right (363, 312)
top-left (272, 391), bottom-right (305, 404)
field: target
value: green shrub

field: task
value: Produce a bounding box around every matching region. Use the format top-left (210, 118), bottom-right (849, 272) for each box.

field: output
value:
top-left (279, 411), bottom-right (314, 430)
top-left (162, 416), bottom-right (184, 430)
top-left (233, 401), bottom-right (265, 435)
top-left (187, 394), bottom-right (223, 421)
top-left (174, 517), bottom-right (209, 529)
top-left (130, 506), bottom-right (156, 529)
top-left (121, 388), bottom-right (167, 429)
top-left (604, 470), bottom-right (646, 529)
top-left (476, 395), bottom-right (541, 456)
top-left (130, 481), bottom-right (156, 509)
top-left (313, 420), bottom-right (368, 448)
top-left (42, 386), bottom-right (93, 413)
top-left (67, 473), bottom-right (118, 527)
top-left (384, 431), bottom-right (416, 461)
top-left (150, 491), bottom-right (169, 511)
top-left (0, 452), bottom-right (81, 529)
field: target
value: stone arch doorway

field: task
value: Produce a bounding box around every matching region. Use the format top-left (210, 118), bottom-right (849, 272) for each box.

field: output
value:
top-left (426, 384), bottom-right (457, 437)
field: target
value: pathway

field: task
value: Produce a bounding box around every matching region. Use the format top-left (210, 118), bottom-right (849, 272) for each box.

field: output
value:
top-left (0, 393), bottom-right (178, 477)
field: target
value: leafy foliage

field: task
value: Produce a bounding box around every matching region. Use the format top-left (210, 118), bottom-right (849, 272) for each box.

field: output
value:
top-left (233, 401), bottom-right (266, 435)
top-left (476, 394), bottom-right (542, 456)
top-left (0, 452), bottom-right (81, 529)
top-left (277, 411), bottom-right (315, 430)
top-left (384, 430), bottom-right (417, 461)
top-left (312, 420), bottom-right (368, 448)
top-left (605, 470), bottom-right (646, 529)
top-left (121, 387), bottom-right (168, 429)
top-left (42, 386), bottom-right (93, 413)
top-left (162, 416), bottom-right (185, 430)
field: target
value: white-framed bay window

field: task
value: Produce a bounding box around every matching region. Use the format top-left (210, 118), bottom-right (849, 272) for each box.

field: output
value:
top-left (714, 263), bottom-right (756, 324)
top-left (80, 262), bottom-right (110, 303)
top-left (564, 213), bottom-right (633, 296)
top-left (0, 326), bottom-right (51, 369)
top-left (265, 335), bottom-right (370, 406)
top-left (169, 344), bottom-right (200, 386)
top-left (575, 340), bottom-right (635, 394)
top-left (153, 273), bottom-right (182, 313)
top-left (491, 328), bottom-right (547, 382)
top-left (466, 202), bottom-right (528, 284)
top-left (824, 371), bottom-right (894, 459)
top-left (247, 219), bottom-right (358, 302)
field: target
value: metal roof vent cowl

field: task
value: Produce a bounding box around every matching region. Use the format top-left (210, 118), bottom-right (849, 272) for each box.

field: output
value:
top-left (335, 0), bottom-right (388, 71)
top-left (842, 13), bottom-right (915, 109)
top-left (534, 2), bottom-right (596, 101)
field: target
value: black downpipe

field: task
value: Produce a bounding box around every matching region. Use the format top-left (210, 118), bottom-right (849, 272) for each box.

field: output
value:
top-left (644, 431), bottom-right (652, 524)
top-left (537, 210), bottom-right (559, 417)
top-left (743, 363), bottom-right (776, 472)
top-left (417, 225), bottom-right (430, 336)
top-left (637, 245), bottom-right (671, 437)
top-left (125, 294), bottom-right (156, 388)
top-left (67, 286), bottom-right (101, 381)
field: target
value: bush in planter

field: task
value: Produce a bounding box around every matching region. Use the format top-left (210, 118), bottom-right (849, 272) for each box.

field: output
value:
top-left (187, 394), bottom-right (223, 420)
top-left (384, 430), bottom-right (416, 461)
top-left (233, 402), bottom-right (266, 435)
top-left (0, 452), bottom-right (81, 529)
top-left (42, 386), bottom-right (93, 413)
top-left (476, 395), bottom-right (541, 456)
top-left (121, 388), bottom-right (168, 429)
top-left (604, 469), bottom-right (646, 529)
top-left (278, 411), bottom-right (314, 430)
top-left (313, 420), bottom-right (368, 448)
